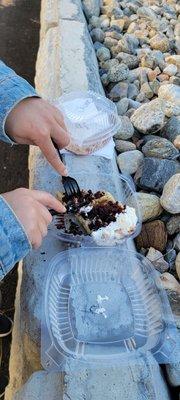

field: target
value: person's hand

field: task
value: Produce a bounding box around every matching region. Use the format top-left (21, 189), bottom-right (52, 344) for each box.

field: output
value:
top-left (2, 188), bottom-right (66, 249)
top-left (5, 98), bottom-right (70, 176)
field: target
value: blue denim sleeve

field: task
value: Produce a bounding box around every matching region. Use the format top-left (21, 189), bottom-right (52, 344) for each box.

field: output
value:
top-left (0, 60), bottom-right (38, 144)
top-left (0, 196), bottom-right (31, 280)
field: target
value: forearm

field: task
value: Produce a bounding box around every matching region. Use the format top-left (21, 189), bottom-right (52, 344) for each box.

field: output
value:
top-left (0, 60), bottom-right (37, 144)
top-left (0, 196), bottom-right (31, 280)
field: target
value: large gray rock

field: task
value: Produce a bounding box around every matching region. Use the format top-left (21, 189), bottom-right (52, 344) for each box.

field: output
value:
top-left (117, 150), bottom-right (144, 175)
top-left (114, 116), bottom-right (134, 140)
top-left (160, 116), bottom-right (180, 149)
top-left (141, 137), bottom-right (179, 160)
top-left (136, 158), bottom-right (180, 193)
top-left (160, 174), bottom-right (180, 214)
top-left (131, 192), bottom-right (163, 222)
top-left (82, 0), bottom-right (100, 19)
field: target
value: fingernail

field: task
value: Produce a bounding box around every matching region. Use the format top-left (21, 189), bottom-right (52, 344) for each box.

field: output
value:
top-left (62, 206), bottom-right (66, 213)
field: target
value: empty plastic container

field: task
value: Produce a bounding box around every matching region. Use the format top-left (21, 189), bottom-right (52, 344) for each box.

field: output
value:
top-left (41, 247), bottom-right (179, 371)
top-left (53, 91), bottom-right (120, 155)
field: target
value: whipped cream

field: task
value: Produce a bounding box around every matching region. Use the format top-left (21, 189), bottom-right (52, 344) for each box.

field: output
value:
top-left (91, 206), bottom-right (138, 245)
top-left (79, 205), bottom-right (93, 214)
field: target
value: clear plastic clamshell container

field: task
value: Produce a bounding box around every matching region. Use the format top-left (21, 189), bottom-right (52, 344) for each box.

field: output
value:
top-left (53, 91), bottom-right (120, 155)
top-left (51, 172), bottom-right (141, 247)
top-left (41, 247), bottom-right (179, 371)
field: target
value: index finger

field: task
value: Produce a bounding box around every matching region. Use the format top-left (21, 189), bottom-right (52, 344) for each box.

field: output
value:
top-left (37, 135), bottom-right (68, 176)
top-left (30, 190), bottom-right (66, 213)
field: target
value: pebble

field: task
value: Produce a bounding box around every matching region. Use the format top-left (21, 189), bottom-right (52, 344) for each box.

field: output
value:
top-left (132, 192), bottom-right (163, 222)
top-left (175, 253), bottom-right (180, 280)
top-left (109, 82), bottom-right (129, 101)
top-left (163, 64), bottom-right (178, 76)
top-left (141, 137), bottom-right (179, 160)
top-left (107, 63), bottom-right (129, 82)
top-left (160, 116), bottom-right (180, 149)
top-left (127, 83), bottom-right (139, 100)
top-left (116, 98), bottom-right (129, 116)
top-left (166, 215), bottom-right (180, 236)
top-left (150, 33), bottom-right (170, 52)
top-left (117, 150), bottom-right (144, 175)
top-left (160, 174), bottom-right (180, 214)
top-left (158, 84), bottom-right (180, 118)
top-left (137, 157), bottom-right (180, 193)
top-left (159, 273), bottom-right (180, 294)
top-left (128, 99), bottom-right (141, 109)
top-left (140, 82), bottom-right (154, 99)
top-left (82, 0), bottom-right (100, 19)
top-left (165, 249), bottom-right (177, 271)
top-left (146, 247), bottom-right (169, 273)
top-left (165, 55), bottom-right (180, 67)
top-left (90, 28), bottom-right (105, 43)
top-left (135, 220), bottom-right (167, 252)
top-left (96, 46), bottom-right (111, 62)
top-left (174, 233), bottom-right (180, 252)
top-left (115, 139), bottom-right (136, 153)
top-left (130, 99), bottom-right (165, 134)
top-left (115, 52), bottom-right (139, 69)
top-left (114, 116), bottom-right (134, 140)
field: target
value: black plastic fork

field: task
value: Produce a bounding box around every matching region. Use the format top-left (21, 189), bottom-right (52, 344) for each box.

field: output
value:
top-left (52, 139), bottom-right (81, 199)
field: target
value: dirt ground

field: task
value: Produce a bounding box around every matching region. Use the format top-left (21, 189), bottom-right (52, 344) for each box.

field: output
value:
top-left (0, 0), bottom-right (40, 393)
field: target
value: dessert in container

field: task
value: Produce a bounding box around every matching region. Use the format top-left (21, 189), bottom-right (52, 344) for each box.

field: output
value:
top-left (51, 172), bottom-right (142, 247)
top-left (41, 247), bottom-right (179, 372)
top-left (53, 91), bottom-right (120, 155)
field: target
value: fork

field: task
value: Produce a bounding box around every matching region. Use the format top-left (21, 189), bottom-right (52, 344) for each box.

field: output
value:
top-left (52, 139), bottom-right (81, 198)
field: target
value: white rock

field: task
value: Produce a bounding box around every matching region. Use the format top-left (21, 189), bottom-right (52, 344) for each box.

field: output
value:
top-left (163, 64), bottom-right (177, 77)
top-left (117, 150), bottom-right (144, 175)
top-left (159, 272), bottom-right (180, 293)
top-left (175, 252), bottom-right (180, 280)
top-left (130, 99), bottom-right (165, 134)
top-left (146, 247), bottom-right (169, 273)
top-left (160, 174), bottom-right (180, 214)
top-left (158, 84), bottom-right (180, 117)
top-left (114, 116), bottom-right (134, 140)
top-left (132, 193), bottom-right (163, 222)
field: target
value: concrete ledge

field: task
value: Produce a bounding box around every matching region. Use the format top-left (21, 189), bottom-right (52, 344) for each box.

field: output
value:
top-left (5, 1), bottom-right (173, 399)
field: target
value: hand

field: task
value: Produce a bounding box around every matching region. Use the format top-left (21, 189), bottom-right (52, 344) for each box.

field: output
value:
top-left (5, 98), bottom-right (70, 176)
top-left (2, 188), bottom-right (66, 249)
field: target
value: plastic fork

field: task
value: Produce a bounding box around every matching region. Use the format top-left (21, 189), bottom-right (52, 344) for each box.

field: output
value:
top-left (52, 139), bottom-right (81, 198)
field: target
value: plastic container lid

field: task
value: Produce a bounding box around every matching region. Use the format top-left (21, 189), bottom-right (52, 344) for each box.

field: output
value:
top-left (51, 172), bottom-right (141, 247)
top-left (41, 247), bottom-right (179, 371)
top-left (53, 91), bottom-right (120, 154)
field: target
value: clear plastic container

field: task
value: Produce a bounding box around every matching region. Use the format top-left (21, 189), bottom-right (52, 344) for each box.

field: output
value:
top-left (53, 91), bottom-right (120, 155)
top-left (50, 172), bottom-right (141, 247)
top-left (41, 247), bottom-right (179, 371)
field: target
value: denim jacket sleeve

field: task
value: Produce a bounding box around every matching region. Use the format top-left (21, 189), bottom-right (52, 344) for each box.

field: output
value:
top-left (0, 60), bottom-right (37, 144)
top-left (0, 60), bottom-right (37, 280)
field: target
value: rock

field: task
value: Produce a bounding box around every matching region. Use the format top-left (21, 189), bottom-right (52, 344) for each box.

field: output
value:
top-left (115, 139), bottom-right (136, 153)
top-left (127, 83), bottom-right (139, 100)
top-left (132, 192), bottom-right (163, 222)
top-left (149, 80), bottom-right (160, 96)
top-left (174, 233), bottom-right (180, 252)
top-left (101, 73), bottom-right (109, 86)
top-left (160, 174), bottom-right (180, 214)
top-left (165, 249), bottom-right (177, 271)
top-left (116, 98), bottom-right (129, 116)
top-left (135, 220), bottom-right (167, 252)
top-left (93, 41), bottom-right (104, 51)
top-left (117, 34), bottom-right (139, 55)
top-left (137, 6), bottom-right (157, 21)
top-left (115, 52), bottom-right (139, 69)
top-left (166, 215), bottom-right (180, 235)
top-left (158, 84), bottom-right (180, 118)
top-left (96, 46), bottom-right (111, 61)
top-left (137, 158), bottom-right (180, 193)
top-left (159, 273), bottom-right (180, 293)
top-left (165, 55), bottom-right (180, 67)
top-left (146, 247), bottom-right (169, 273)
top-left (89, 16), bottom-right (100, 28)
top-left (128, 99), bottom-right (141, 110)
top-left (150, 33), bottom-right (170, 53)
top-left (140, 82), bottom-right (154, 99)
top-left (141, 137), bottom-right (179, 160)
top-left (160, 116), bottom-right (180, 148)
top-left (163, 64), bottom-right (178, 77)
top-left (109, 82), bottom-right (129, 101)
top-left (175, 253), bottom-right (180, 280)
top-left (114, 116), bottom-right (134, 140)
top-left (104, 37), bottom-right (118, 49)
top-left (117, 150), bottom-right (144, 175)
top-left (130, 99), bottom-right (166, 134)
top-left (90, 28), bottom-right (105, 42)
top-left (107, 63), bottom-right (129, 82)
top-left (82, 0), bottom-right (100, 19)
top-left (169, 76), bottom-right (180, 86)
